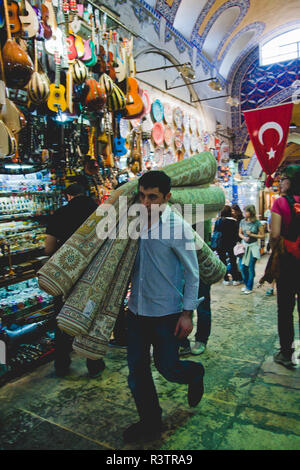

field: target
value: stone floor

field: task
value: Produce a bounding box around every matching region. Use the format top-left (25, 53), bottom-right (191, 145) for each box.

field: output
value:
top-left (0, 255), bottom-right (299, 451)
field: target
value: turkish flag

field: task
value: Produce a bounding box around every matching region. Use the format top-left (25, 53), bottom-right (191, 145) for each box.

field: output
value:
top-left (243, 103), bottom-right (293, 186)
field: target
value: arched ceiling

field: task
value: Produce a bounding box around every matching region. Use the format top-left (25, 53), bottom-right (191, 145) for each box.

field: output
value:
top-left (153, 0), bottom-right (300, 81)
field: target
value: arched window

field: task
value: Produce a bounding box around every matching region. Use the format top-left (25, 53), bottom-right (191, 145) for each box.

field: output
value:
top-left (260, 28), bottom-right (300, 66)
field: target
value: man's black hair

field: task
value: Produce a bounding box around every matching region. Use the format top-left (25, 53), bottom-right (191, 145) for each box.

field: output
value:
top-left (65, 183), bottom-right (85, 196)
top-left (138, 171), bottom-right (171, 196)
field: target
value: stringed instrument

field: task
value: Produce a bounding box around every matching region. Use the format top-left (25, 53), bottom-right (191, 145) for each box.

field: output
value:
top-left (6, 0), bottom-right (21, 35)
top-left (27, 38), bottom-right (50, 105)
top-left (113, 111), bottom-right (127, 157)
top-left (123, 37), bottom-right (143, 119)
top-left (84, 9), bottom-right (97, 67)
top-left (41, 2), bottom-right (52, 38)
top-left (2, 0), bottom-right (34, 88)
top-left (47, 51), bottom-right (67, 112)
top-left (85, 76), bottom-right (106, 111)
top-left (103, 110), bottom-right (114, 168)
top-left (104, 30), bottom-right (116, 81)
top-left (114, 32), bottom-right (126, 83)
top-left (18, 0), bottom-right (39, 38)
top-left (62, 1), bottom-right (77, 62)
top-left (32, 0), bottom-right (44, 40)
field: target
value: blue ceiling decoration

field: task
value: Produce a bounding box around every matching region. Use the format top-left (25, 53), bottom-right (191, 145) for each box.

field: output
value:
top-left (193, 0), bottom-right (250, 51)
top-left (216, 22), bottom-right (265, 69)
top-left (231, 50), bottom-right (300, 154)
top-left (155, 0), bottom-right (181, 25)
top-left (212, 1), bottom-right (250, 63)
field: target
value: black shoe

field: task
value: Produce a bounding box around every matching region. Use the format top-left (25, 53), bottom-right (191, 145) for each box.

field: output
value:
top-left (109, 339), bottom-right (127, 349)
top-left (188, 371), bottom-right (205, 407)
top-left (86, 358), bottom-right (106, 378)
top-left (123, 421), bottom-right (162, 444)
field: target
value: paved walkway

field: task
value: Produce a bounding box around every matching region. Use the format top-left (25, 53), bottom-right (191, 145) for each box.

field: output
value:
top-left (0, 255), bottom-right (299, 450)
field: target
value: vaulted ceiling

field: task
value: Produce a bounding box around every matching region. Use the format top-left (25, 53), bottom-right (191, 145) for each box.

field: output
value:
top-left (150, 0), bottom-right (300, 82)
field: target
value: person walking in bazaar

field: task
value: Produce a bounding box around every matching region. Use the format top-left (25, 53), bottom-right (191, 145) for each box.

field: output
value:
top-left (123, 170), bottom-right (204, 444)
top-left (269, 165), bottom-right (300, 369)
top-left (45, 183), bottom-right (105, 378)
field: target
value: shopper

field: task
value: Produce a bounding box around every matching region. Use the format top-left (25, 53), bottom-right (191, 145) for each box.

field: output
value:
top-left (239, 205), bottom-right (265, 294)
top-left (124, 171), bottom-right (204, 443)
top-left (231, 204), bottom-right (244, 281)
top-left (216, 205), bottom-right (240, 285)
top-left (270, 165), bottom-right (300, 368)
top-left (45, 183), bottom-right (105, 378)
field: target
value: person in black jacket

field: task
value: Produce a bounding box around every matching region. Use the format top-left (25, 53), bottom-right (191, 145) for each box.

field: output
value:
top-left (45, 183), bottom-right (106, 378)
top-left (217, 205), bottom-right (240, 285)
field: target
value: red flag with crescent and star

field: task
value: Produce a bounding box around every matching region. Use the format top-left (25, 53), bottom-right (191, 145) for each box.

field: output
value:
top-left (243, 103), bottom-right (293, 187)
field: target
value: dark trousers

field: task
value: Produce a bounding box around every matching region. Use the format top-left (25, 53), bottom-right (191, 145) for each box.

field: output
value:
top-left (195, 281), bottom-right (211, 345)
top-left (218, 247), bottom-right (239, 281)
top-left (127, 311), bottom-right (204, 423)
top-left (276, 257), bottom-right (300, 357)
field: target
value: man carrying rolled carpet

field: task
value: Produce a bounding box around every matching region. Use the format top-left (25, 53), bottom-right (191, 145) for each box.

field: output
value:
top-left (124, 171), bottom-right (204, 444)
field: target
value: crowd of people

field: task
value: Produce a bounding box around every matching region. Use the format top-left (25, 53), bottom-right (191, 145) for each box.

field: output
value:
top-left (43, 164), bottom-right (300, 444)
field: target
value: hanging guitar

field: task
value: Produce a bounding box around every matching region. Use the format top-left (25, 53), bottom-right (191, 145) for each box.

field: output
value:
top-left (113, 111), bottom-right (127, 157)
top-left (47, 51), bottom-right (67, 112)
top-left (6, 0), bottom-right (21, 35)
top-left (102, 109), bottom-right (114, 168)
top-left (123, 37), bottom-right (144, 119)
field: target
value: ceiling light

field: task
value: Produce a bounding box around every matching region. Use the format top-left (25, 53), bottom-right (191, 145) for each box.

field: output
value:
top-left (226, 96), bottom-right (240, 107)
top-left (179, 64), bottom-right (196, 80)
top-left (208, 79), bottom-right (223, 91)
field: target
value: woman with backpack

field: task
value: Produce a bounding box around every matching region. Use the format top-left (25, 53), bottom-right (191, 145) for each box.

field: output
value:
top-left (213, 205), bottom-right (240, 286)
top-left (270, 164), bottom-right (300, 369)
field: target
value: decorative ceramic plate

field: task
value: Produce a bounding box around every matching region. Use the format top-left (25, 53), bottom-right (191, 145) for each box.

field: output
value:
top-left (120, 118), bottom-right (130, 138)
top-left (174, 128), bottom-right (183, 149)
top-left (164, 125), bottom-right (173, 146)
top-left (151, 99), bottom-right (164, 122)
top-left (183, 113), bottom-right (190, 131)
top-left (153, 146), bottom-right (164, 166)
top-left (163, 102), bottom-right (173, 124)
top-left (142, 89), bottom-right (151, 115)
top-left (173, 107), bottom-right (183, 128)
top-left (152, 122), bottom-right (165, 146)
top-left (197, 118), bottom-right (203, 135)
top-left (183, 133), bottom-right (191, 151)
top-left (197, 138), bottom-right (204, 153)
top-left (202, 131), bottom-right (210, 146)
top-left (164, 149), bottom-right (174, 166)
top-left (190, 116), bottom-right (197, 134)
top-left (191, 135), bottom-right (198, 152)
top-left (142, 114), bottom-right (153, 133)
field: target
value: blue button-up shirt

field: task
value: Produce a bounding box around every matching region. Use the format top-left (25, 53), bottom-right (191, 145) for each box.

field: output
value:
top-left (128, 205), bottom-right (200, 317)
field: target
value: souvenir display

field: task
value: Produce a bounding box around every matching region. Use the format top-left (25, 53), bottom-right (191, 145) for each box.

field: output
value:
top-left (152, 121), bottom-right (164, 146)
top-left (0, 0), bottom-right (210, 386)
top-left (183, 112), bottom-right (190, 131)
top-left (174, 128), bottom-right (183, 149)
top-left (163, 102), bottom-right (172, 124)
top-left (151, 99), bottom-right (164, 122)
top-left (173, 107), bottom-right (183, 128)
top-left (164, 149), bottom-right (174, 166)
top-left (183, 133), bottom-right (191, 152)
top-left (153, 146), bottom-right (164, 166)
top-left (164, 125), bottom-right (173, 146)
top-left (191, 135), bottom-right (198, 152)
top-left (190, 116), bottom-right (197, 134)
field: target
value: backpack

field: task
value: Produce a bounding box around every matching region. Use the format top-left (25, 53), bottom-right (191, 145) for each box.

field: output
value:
top-left (211, 219), bottom-right (222, 251)
top-left (283, 195), bottom-right (300, 259)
